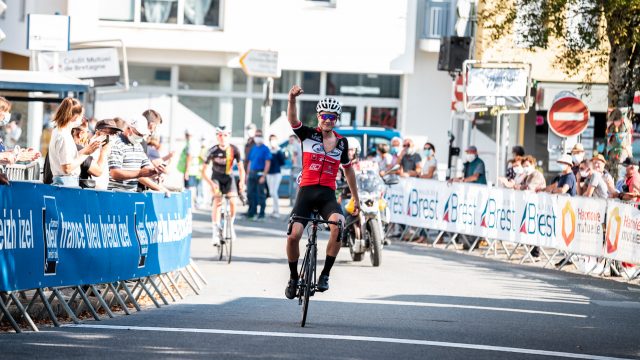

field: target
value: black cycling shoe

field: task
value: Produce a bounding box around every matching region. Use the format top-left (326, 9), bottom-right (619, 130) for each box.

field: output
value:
top-left (285, 278), bottom-right (298, 300)
top-left (316, 274), bottom-right (329, 292)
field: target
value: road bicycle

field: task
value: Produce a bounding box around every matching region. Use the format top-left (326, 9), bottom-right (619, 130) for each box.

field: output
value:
top-left (287, 211), bottom-right (343, 327)
top-left (215, 193), bottom-right (246, 264)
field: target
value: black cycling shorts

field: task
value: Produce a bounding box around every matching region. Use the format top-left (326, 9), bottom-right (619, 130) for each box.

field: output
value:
top-left (212, 174), bottom-right (237, 196)
top-left (291, 185), bottom-right (343, 226)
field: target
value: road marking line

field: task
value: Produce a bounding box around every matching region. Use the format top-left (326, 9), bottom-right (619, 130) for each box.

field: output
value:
top-left (67, 324), bottom-right (627, 360)
top-left (308, 298), bottom-right (587, 318)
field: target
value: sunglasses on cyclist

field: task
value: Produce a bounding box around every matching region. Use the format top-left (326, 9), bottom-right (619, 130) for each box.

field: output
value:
top-left (319, 114), bottom-right (338, 122)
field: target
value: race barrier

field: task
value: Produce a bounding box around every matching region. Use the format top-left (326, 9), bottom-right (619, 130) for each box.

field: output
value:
top-left (0, 182), bottom-right (206, 333)
top-left (384, 178), bottom-right (640, 280)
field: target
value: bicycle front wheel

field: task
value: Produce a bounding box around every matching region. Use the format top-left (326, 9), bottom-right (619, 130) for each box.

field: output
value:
top-left (301, 245), bottom-right (316, 327)
top-left (226, 220), bottom-right (233, 264)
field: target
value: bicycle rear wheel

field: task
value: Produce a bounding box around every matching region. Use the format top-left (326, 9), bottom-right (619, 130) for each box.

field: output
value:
top-left (300, 245), bottom-right (316, 327)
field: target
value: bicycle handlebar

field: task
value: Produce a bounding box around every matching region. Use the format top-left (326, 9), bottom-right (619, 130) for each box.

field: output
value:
top-left (287, 214), bottom-right (344, 243)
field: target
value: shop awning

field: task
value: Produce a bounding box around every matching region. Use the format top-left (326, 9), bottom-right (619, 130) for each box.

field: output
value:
top-left (0, 70), bottom-right (89, 101)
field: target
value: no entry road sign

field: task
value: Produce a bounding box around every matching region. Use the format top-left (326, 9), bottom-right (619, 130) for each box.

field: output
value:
top-left (548, 93), bottom-right (589, 137)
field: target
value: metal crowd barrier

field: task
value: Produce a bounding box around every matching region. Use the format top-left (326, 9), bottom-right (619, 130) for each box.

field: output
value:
top-left (1, 162), bottom-right (40, 181)
top-left (384, 178), bottom-right (640, 283)
top-left (0, 261), bottom-right (206, 333)
top-left (0, 182), bottom-right (198, 333)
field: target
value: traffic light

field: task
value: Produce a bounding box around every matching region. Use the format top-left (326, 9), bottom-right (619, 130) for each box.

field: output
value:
top-left (0, 1), bottom-right (6, 43)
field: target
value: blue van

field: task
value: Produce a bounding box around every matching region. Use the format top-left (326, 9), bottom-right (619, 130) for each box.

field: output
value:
top-left (334, 126), bottom-right (402, 158)
top-left (277, 126), bottom-right (401, 197)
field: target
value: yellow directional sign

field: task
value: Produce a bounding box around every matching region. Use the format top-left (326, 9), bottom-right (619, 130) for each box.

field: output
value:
top-left (239, 49), bottom-right (280, 78)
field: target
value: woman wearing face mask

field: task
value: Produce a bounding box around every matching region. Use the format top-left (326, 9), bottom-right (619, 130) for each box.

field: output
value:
top-left (419, 142), bottom-right (438, 180)
top-left (514, 155), bottom-right (546, 191)
top-left (498, 156), bottom-right (525, 188)
top-left (0, 97), bottom-right (41, 169)
top-left (266, 134), bottom-right (286, 218)
top-left (47, 97), bottom-right (101, 187)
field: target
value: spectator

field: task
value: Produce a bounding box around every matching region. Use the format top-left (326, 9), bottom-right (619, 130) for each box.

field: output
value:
top-left (267, 134), bottom-right (286, 218)
top-left (543, 154), bottom-right (577, 196)
top-left (87, 117), bottom-right (98, 134)
top-left (452, 145), bottom-right (486, 184)
top-left (0, 97), bottom-right (39, 166)
top-left (606, 108), bottom-right (632, 165)
top-left (108, 116), bottom-right (167, 192)
top-left (4, 116), bottom-right (22, 148)
top-left (286, 134), bottom-right (302, 205)
top-left (577, 156), bottom-right (609, 198)
top-left (511, 145), bottom-right (525, 159)
top-left (617, 157), bottom-right (640, 202)
top-left (70, 119), bottom-right (111, 189)
top-left (140, 109), bottom-right (172, 191)
top-left (419, 142), bottom-right (438, 180)
top-left (181, 130), bottom-right (202, 203)
top-left (498, 156), bottom-right (525, 188)
top-left (571, 143), bottom-right (585, 176)
top-left (376, 143), bottom-right (394, 176)
top-left (246, 129), bottom-right (271, 220)
top-left (390, 136), bottom-right (402, 157)
top-left (506, 146), bottom-right (525, 180)
top-left (92, 119), bottom-right (123, 190)
top-left (244, 123), bottom-right (257, 171)
top-left (48, 97), bottom-right (101, 187)
top-left (399, 138), bottom-right (422, 177)
top-left (514, 155), bottom-right (546, 191)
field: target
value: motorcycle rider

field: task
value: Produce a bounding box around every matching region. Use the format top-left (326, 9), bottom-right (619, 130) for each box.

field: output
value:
top-left (339, 137), bottom-right (362, 245)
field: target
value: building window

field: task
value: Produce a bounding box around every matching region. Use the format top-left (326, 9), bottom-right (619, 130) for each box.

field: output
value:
top-left (178, 96), bottom-right (220, 126)
top-left (129, 64), bottom-right (171, 87)
top-left (100, 0), bottom-right (136, 21)
top-left (422, 0), bottom-right (450, 39)
top-left (100, 0), bottom-right (222, 27)
top-left (142, 0), bottom-right (178, 24)
top-left (326, 73), bottom-right (400, 98)
top-left (178, 66), bottom-right (221, 91)
top-left (301, 72), bottom-right (321, 95)
top-left (232, 98), bottom-right (246, 137)
top-left (232, 68), bottom-right (248, 92)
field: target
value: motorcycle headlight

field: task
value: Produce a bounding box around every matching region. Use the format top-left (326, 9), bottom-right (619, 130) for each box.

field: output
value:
top-left (365, 199), bottom-right (375, 207)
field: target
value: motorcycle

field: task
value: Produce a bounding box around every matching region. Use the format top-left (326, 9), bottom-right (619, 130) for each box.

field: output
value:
top-left (340, 162), bottom-right (397, 267)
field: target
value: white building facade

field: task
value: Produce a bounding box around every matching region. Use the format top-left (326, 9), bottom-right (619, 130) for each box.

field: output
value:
top-left (1, 0), bottom-right (460, 170)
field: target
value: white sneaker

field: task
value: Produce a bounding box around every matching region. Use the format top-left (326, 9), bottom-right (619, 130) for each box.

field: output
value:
top-left (212, 227), bottom-right (221, 247)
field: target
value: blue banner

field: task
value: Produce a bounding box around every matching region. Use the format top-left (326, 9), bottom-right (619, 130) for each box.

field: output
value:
top-left (0, 182), bottom-right (192, 292)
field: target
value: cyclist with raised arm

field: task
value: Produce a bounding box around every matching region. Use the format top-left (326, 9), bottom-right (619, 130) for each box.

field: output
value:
top-left (201, 126), bottom-right (245, 246)
top-left (285, 85), bottom-right (360, 299)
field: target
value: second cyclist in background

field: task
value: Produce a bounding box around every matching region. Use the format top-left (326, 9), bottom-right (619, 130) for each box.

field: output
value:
top-left (201, 126), bottom-right (246, 246)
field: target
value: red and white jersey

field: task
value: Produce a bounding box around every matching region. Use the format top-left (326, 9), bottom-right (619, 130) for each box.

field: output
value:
top-left (292, 122), bottom-right (351, 190)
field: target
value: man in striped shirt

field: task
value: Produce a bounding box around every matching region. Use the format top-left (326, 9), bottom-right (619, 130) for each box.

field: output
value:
top-left (108, 116), bottom-right (166, 192)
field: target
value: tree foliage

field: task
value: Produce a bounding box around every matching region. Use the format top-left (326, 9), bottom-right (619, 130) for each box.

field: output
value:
top-left (479, 0), bottom-right (640, 108)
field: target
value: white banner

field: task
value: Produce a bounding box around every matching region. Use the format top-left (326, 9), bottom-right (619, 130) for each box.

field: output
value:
top-left (604, 201), bottom-right (640, 264)
top-left (386, 178), bottom-right (615, 260)
top-left (38, 48), bottom-right (121, 79)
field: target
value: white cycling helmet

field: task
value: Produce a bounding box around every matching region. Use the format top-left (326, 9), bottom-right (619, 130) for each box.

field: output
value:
top-left (316, 97), bottom-right (342, 115)
top-left (215, 126), bottom-right (231, 135)
top-left (346, 137), bottom-right (361, 154)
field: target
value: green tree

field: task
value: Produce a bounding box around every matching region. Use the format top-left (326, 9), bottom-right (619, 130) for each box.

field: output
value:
top-left (479, 0), bottom-right (640, 109)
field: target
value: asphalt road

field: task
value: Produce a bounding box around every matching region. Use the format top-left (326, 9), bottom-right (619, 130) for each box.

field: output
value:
top-left (1, 204), bottom-right (640, 359)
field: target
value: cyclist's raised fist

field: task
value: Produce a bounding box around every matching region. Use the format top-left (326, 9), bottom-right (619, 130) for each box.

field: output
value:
top-left (289, 85), bottom-right (304, 101)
